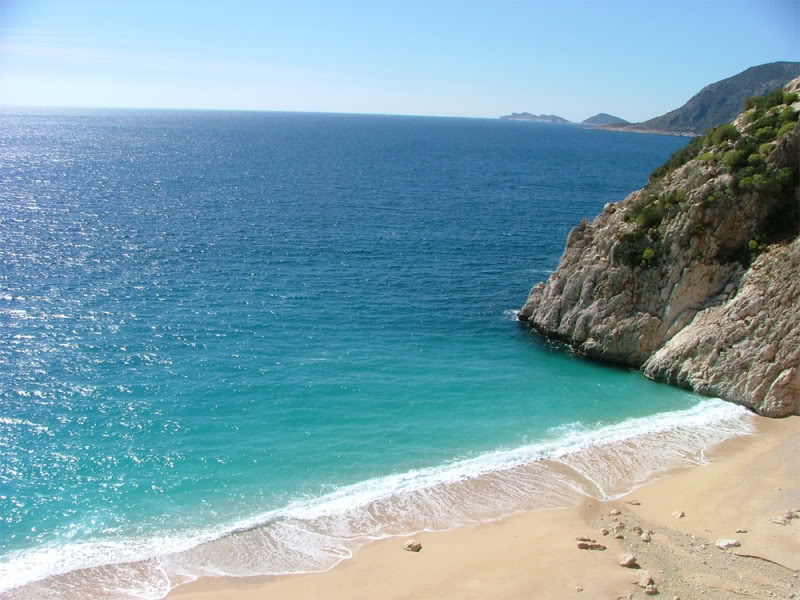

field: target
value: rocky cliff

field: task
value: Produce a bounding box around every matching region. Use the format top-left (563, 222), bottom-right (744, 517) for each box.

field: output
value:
top-left (518, 77), bottom-right (800, 417)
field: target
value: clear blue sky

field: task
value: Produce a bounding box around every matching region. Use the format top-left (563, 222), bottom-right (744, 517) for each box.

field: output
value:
top-left (1, 0), bottom-right (798, 121)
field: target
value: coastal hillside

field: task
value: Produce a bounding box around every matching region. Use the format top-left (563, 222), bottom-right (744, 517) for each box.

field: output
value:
top-left (518, 77), bottom-right (800, 417)
top-left (499, 112), bottom-right (571, 124)
top-left (628, 61), bottom-right (800, 135)
top-left (582, 113), bottom-right (629, 126)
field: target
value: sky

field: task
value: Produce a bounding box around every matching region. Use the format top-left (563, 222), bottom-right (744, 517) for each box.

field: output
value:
top-left (0, 0), bottom-right (798, 121)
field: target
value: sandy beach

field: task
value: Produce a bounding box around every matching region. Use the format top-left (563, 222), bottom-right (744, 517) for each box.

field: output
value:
top-left (171, 413), bottom-right (799, 600)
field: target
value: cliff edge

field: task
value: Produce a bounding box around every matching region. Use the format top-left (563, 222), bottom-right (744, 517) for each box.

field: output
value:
top-left (518, 77), bottom-right (800, 417)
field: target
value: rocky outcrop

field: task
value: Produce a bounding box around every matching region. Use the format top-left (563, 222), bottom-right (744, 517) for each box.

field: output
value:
top-left (518, 78), bottom-right (800, 417)
top-left (643, 238), bottom-right (800, 416)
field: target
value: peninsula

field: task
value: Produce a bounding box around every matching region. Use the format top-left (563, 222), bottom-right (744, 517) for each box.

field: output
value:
top-left (518, 77), bottom-right (800, 417)
top-left (609, 61), bottom-right (800, 136)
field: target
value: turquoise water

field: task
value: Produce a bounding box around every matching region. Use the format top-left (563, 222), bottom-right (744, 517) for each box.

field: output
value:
top-left (0, 110), bottom-right (753, 598)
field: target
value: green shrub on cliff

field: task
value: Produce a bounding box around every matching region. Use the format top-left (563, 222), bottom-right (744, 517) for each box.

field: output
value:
top-left (635, 201), bottom-right (666, 228)
top-left (640, 246), bottom-right (659, 267)
top-left (780, 105), bottom-right (798, 123)
top-left (754, 127), bottom-right (776, 142)
top-left (775, 166), bottom-right (795, 187)
top-left (777, 121), bottom-right (796, 138)
top-left (711, 124), bottom-right (740, 145)
top-left (623, 88), bottom-right (798, 270)
top-left (648, 135), bottom-right (705, 181)
top-left (743, 87), bottom-right (787, 112)
top-left (722, 149), bottom-right (747, 169)
top-left (616, 230), bottom-right (648, 267)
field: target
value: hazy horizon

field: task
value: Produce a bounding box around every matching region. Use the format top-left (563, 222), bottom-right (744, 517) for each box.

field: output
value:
top-left (1, 0), bottom-right (798, 121)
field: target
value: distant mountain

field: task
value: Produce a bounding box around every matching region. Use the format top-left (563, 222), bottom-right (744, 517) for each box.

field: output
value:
top-left (629, 61), bottom-right (800, 135)
top-left (582, 113), bottom-right (629, 126)
top-left (499, 112), bottom-right (571, 124)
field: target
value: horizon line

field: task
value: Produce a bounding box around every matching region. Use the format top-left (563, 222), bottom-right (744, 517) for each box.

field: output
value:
top-left (0, 103), bottom-right (641, 124)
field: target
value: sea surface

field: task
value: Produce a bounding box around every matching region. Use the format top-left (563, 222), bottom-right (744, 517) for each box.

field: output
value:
top-left (0, 110), bottom-right (753, 599)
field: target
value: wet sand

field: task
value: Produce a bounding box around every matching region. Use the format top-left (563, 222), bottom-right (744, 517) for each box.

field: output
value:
top-left (172, 413), bottom-right (800, 600)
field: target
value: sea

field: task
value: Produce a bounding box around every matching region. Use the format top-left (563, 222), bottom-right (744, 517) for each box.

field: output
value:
top-left (0, 109), bottom-right (755, 599)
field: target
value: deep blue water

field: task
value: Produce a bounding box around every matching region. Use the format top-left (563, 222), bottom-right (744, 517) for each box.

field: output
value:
top-left (0, 110), bottom-right (752, 598)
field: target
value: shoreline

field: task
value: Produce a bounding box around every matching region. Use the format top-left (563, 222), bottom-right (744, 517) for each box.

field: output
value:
top-left (591, 124), bottom-right (697, 137)
top-left (496, 119), bottom-right (697, 137)
top-left (171, 412), bottom-right (799, 600)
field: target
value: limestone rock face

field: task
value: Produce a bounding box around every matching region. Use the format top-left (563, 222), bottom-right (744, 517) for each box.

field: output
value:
top-left (518, 78), bottom-right (800, 417)
top-left (643, 238), bottom-right (800, 417)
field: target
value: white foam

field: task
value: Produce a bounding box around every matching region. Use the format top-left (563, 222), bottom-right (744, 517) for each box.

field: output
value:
top-left (0, 398), bottom-right (754, 599)
top-left (0, 416), bottom-right (52, 436)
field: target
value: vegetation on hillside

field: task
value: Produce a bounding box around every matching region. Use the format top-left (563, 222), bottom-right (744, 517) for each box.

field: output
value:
top-left (615, 88), bottom-right (799, 269)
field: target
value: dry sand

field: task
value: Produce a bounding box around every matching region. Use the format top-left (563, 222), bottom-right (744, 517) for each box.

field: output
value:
top-left (172, 414), bottom-right (799, 600)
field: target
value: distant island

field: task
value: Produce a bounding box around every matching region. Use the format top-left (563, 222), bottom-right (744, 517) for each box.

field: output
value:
top-left (501, 61), bottom-right (800, 136)
top-left (582, 113), bottom-right (629, 126)
top-left (499, 112), bottom-right (571, 124)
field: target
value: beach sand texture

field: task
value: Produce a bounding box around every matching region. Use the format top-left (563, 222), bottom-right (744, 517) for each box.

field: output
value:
top-left (173, 414), bottom-right (799, 600)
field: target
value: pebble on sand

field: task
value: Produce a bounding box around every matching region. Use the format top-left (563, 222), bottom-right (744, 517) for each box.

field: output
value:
top-left (403, 539), bottom-right (422, 552)
top-left (577, 542), bottom-right (607, 550)
top-left (637, 571), bottom-right (653, 588)
top-left (618, 553), bottom-right (637, 568)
